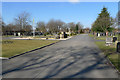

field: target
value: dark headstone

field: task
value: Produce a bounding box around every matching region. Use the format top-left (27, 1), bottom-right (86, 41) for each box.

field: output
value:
top-left (16, 33), bottom-right (18, 36)
top-left (113, 37), bottom-right (117, 42)
top-left (65, 34), bottom-right (67, 38)
top-left (97, 33), bottom-right (98, 36)
top-left (100, 33), bottom-right (105, 36)
top-left (96, 33), bottom-right (100, 37)
top-left (105, 33), bottom-right (106, 36)
top-left (110, 33), bottom-right (113, 36)
top-left (117, 42), bottom-right (120, 53)
top-left (102, 33), bottom-right (104, 36)
top-left (63, 32), bottom-right (67, 38)
top-left (114, 32), bottom-right (116, 36)
top-left (103, 33), bottom-right (106, 36)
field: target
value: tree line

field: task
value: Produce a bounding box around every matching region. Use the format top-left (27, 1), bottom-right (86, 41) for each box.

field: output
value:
top-left (2, 11), bottom-right (84, 35)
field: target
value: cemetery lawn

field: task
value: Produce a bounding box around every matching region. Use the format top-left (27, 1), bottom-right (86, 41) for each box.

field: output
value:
top-left (96, 36), bottom-right (113, 40)
top-left (95, 41), bottom-right (120, 72)
top-left (2, 40), bottom-right (58, 58)
top-left (88, 34), bottom-right (94, 37)
top-left (89, 34), bottom-right (114, 40)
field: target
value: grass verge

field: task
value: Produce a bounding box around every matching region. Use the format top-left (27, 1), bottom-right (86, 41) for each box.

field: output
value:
top-left (95, 41), bottom-right (120, 72)
top-left (88, 34), bottom-right (120, 72)
top-left (2, 40), bottom-right (58, 58)
top-left (88, 34), bottom-right (113, 40)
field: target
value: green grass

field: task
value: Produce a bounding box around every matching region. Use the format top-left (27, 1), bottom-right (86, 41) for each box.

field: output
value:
top-left (96, 36), bottom-right (106, 40)
top-left (2, 40), bottom-right (58, 57)
top-left (95, 41), bottom-right (116, 55)
top-left (108, 54), bottom-right (119, 71)
top-left (2, 35), bottom-right (54, 38)
top-left (96, 36), bottom-right (113, 40)
top-left (88, 34), bottom-right (94, 37)
top-left (88, 33), bottom-right (120, 71)
top-left (95, 41), bottom-right (120, 72)
top-left (88, 33), bottom-right (115, 40)
top-left (2, 35), bottom-right (15, 37)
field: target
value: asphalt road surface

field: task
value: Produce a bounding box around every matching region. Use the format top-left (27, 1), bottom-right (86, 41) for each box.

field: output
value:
top-left (2, 34), bottom-right (118, 78)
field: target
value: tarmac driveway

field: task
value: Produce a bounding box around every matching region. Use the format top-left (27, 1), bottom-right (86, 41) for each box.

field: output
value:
top-left (2, 34), bottom-right (118, 78)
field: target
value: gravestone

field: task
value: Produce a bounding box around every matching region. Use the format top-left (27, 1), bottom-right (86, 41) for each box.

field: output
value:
top-left (105, 37), bottom-right (113, 46)
top-left (101, 33), bottom-right (106, 36)
top-left (16, 33), bottom-right (18, 36)
top-left (55, 34), bottom-right (60, 39)
top-left (60, 32), bottom-right (67, 38)
top-left (114, 32), bottom-right (116, 36)
top-left (100, 33), bottom-right (105, 36)
top-left (113, 36), bottom-right (117, 42)
top-left (63, 32), bottom-right (67, 38)
top-left (14, 33), bottom-right (16, 36)
top-left (108, 33), bottom-right (112, 36)
top-left (104, 33), bottom-right (106, 36)
top-left (60, 34), bottom-right (63, 38)
top-left (97, 33), bottom-right (98, 36)
top-left (100, 33), bottom-right (102, 36)
top-left (98, 33), bottom-right (100, 37)
top-left (18, 32), bottom-right (21, 36)
top-left (109, 33), bottom-right (112, 36)
top-left (117, 42), bottom-right (120, 53)
top-left (97, 33), bottom-right (100, 37)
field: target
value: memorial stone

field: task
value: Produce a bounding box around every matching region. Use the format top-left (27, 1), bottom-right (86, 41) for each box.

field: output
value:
top-left (117, 42), bottom-right (120, 53)
top-left (113, 36), bottom-right (117, 42)
top-left (106, 37), bottom-right (112, 46)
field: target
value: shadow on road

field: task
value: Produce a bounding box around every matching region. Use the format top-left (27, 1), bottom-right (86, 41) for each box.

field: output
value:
top-left (2, 46), bottom-right (111, 78)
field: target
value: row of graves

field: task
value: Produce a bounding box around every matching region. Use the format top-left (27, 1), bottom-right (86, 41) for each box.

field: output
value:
top-left (54, 32), bottom-right (68, 39)
top-left (94, 32), bottom-right (120, 53)
top-left (94, 32), bottom-right (117, 37)
top-left (3, 31), bottom-right (43, 36)
top-left (106, 37), bottom-right (120, 53)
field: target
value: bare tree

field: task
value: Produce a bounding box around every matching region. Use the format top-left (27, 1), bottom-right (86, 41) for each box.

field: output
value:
top-left (68, 22), bottom-right (76, 32)
top-left (36, 21), bottom-right (46, 34)
top-left (14, 11), bottom-right (31, 31)
top-left (47, 19), bottom-right (64, 34)
top-left (77, 22), bottom-right (83, 30)
top-left (5, 23), bottom-right (17, 32)
top-left (0, 16), bottom-right (3, 35)
top-left (2, 21), bottom-right (6, 35)
top-left (115, 11), bottom-right (120, 27)
top-left (24, 25), bottom-right (32, 32)
top-left (61, 23), bottom-right (68, 32)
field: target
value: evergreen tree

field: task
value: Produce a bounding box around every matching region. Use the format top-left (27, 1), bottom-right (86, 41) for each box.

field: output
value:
top-left (75, 24), bottom-right (79, 33)
top-left (92, 7), bottom-right (114, 33)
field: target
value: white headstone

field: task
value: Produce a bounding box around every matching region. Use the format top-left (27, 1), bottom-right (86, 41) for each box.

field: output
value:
top-left (60, 34), bottom-right (63, 39)
top-left (98, 33), bottom-right (100, 37)
top-left (105, 37), bottom-right (112, 46)
top-left (18, 32), bottom-right (21, 36)
top-left (14, 33), bottom-right (16, 36)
